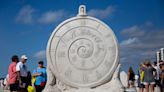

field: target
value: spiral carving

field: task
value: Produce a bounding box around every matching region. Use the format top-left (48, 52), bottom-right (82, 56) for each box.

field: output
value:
top-left (48, 18), bottom-right (118, 88)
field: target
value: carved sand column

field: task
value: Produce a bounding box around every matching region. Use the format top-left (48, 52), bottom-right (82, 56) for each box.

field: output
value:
top-left (43, 5), bottom-right (124, 92)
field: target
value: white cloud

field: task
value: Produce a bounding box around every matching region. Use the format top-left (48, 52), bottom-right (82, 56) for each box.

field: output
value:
top-left (16, 5), bottom-right (69, 25)
top-left (120, 22), bottom-right (164, 66)
top-left (88, 6), bottom-right (115, 19)
top-left (121, 25), bottom-right (145, 37)
top-left (120, 37), bottom-right (139, 46)
top-left (16, 5), bottom-right (35, 24)
top-left (38, 10), bottom-right (67, 24)
top-left (34, 50), bottom-right (46, 59)
top-left (15, 5), bottom-right (115, 25)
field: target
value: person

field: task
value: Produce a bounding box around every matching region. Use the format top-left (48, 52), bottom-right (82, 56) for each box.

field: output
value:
top-left (137, 64), bottom-right (144, 92)
top-left (3, 74), bottom-right (9, 90)
top-left (160, 63), bottom-right (164, 92)
top-left (142, 60), bottom-right (156, 92)
top-left (16, 55), bottom-right (28, 92)
top-left (8, 55), bottom-right (19, 92)
top-left (27, 71), bottom-right (32, 86)
top-left (127, 66), bottom-right (135, 88)
top-left (32, 61), bottom-right (47, 92)
top-left (27, 71), bottom-right (35, 92)
top-left (153, 61), bottom-right (163, 92)
top-left (0, 78), bottom-right (4, 89)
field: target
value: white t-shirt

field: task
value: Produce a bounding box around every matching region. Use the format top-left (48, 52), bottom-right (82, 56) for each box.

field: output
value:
top-left (153, 65), bottom-right (160, 80)
top-left (16, 62), bottom-right (28, 77)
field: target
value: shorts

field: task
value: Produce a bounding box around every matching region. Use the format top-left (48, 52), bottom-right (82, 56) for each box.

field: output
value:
top-left (155, 79), bottom-right (161, 86)
top-left (162, 84), bottom-right (164, 88)
top-left (20, 76), bottom-right (28, 88)
top-left (128, 80), bottom-right (134, 84)
top-left (143, 81), bottom-right (155, 85)
top-left (20, 76), bottom-right (27, 83)
top-left (10, 83), bottom-right (18, 91)
top-left (34, 84), bottom-right (45, 92)
top-left (19, 76), bottom-right (28, 91)
top-left (138, 83), bottom-right (145, 88)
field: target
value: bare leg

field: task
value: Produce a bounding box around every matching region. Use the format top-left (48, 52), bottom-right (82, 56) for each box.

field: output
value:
top-left (150, 84), bottom-right (154, 92)
top-left (128, 82), bottom-right (130, 88)
top-left (139, 88), bottom-right (143, 92)
top-left (145, 84), bottom-right (149, 92)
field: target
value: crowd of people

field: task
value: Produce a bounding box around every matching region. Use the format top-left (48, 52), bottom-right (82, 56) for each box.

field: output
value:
top-left (1, 55), bottom-right (164, 92)
top-left (3, 55), bottom-right (47, 92)
top-left (127, 59), bottom-right (164, 92)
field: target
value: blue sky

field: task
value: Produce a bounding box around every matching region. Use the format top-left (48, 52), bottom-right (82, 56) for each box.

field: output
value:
top-left (0, 0), bottom-right (164, 77)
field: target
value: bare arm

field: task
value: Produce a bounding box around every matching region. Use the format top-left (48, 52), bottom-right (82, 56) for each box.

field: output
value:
top-left (161, 73), bottom-right (164, 84)
top-left (127, 72), bottom-right (130, 81)
top-left (17, 71), bottom-right (21, 84)
top-left (32, 72), bottom-right (42, 77)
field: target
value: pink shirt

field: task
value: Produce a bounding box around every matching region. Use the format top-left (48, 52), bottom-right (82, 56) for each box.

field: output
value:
top-left (8, 62), bottom-right (17, 84)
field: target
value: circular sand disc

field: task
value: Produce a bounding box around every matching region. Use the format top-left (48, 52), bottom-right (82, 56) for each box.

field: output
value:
top-left (47, 16), bottom-right (119, 88)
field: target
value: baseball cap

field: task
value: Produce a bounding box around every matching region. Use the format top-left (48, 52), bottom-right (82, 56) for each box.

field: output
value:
top-left (21, 55), bottom-right (28, 60)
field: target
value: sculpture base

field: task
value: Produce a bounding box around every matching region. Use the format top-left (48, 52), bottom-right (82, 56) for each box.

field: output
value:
top-left (64, 88), bottom-right (124, 92)
top-left (43, 64), bottom-right (125, 92)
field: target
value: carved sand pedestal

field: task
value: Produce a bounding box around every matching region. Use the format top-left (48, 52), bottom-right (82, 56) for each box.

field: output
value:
top-left (43, 5), bottom-right (124, 92)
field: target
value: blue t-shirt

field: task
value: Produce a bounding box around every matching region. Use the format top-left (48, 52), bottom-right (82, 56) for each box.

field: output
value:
top-left (33, 67), bottom-right (47, 85)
